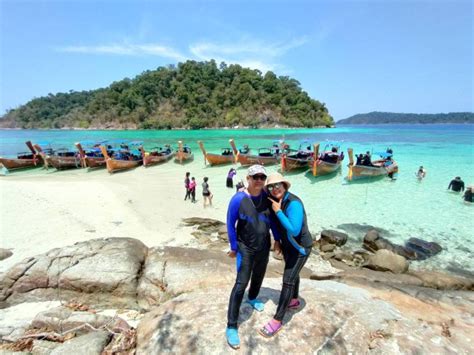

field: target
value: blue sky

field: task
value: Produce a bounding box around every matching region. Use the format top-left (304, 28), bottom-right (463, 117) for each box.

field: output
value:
top-left (1, 0), bottom-right (472, 120)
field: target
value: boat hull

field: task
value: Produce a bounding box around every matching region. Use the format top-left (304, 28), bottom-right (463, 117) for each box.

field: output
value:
top-left (0, 157), bottom-right (42, 170)
top-left (348, 162), bottom-right (398, 180)
top-left (205, 154), bottom-right (234, 166)
top-left (174, 152), bottom-right (194, 164)
top-left (46, 156), bottom-right (81, 170)
top-left (281, 156), bottom-right (311, 172)
top-left (236, 154), bottom-right (279, 166)
top-left (105, 158), bottom-right (142, 173)
top-left (309, 160), bottom-right (342, 176)
top-left (85, 157), bottom-right (106, 169)
top-left (143, 152), bottom-right (174, 167)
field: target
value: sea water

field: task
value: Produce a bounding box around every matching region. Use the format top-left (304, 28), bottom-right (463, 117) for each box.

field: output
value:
top-left (1, 125), bottom-right (473, 275)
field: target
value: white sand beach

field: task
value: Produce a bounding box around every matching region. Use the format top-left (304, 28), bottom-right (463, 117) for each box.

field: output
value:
top-left (0, 162), bottom-right (244, 272)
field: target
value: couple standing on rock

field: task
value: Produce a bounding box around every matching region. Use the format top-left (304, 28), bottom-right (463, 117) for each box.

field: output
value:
top-left (225, 164), bottom-right (313, 349)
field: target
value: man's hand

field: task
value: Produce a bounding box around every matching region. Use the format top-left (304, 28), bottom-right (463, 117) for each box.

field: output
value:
top-left (227, 250), bottom-right (237, 258)
top-left (273, 241), bottom-right (282, 256)
top-left (268, 197), bottom-right (282, 213)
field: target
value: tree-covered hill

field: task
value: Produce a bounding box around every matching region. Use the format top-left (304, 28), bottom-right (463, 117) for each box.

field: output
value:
top-left (337, 111), bottom-right (474, 125)
top-left (0, 60), bottom-right (333, 129)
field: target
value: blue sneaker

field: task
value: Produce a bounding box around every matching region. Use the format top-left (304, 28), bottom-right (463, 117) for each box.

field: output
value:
top-left (226, 327), bottom-right (240, 349)
top-left (247, 298), bottom-right (265, 312)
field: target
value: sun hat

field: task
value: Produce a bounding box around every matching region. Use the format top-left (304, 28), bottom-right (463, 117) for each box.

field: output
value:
top-left (265, 172), bottom-right (291, 189)
top-left (247, 164), bottom-right (267, 176)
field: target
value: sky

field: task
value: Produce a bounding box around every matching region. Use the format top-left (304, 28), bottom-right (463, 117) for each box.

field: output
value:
top-left (0, 0), bottom-right (472, 121)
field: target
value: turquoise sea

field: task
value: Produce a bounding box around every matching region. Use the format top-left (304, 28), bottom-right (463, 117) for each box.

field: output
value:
top-left (1, 125), bottom-right (473, 275)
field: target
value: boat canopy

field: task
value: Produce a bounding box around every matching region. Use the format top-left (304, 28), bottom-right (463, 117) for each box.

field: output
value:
top-left (374, 152), bottom-right (393, 158)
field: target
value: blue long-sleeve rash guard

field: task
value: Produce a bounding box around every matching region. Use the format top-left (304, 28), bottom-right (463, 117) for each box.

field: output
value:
top-left (275, 192), bottom-right (307, 255)
top-left (227, 191), bottom-right (280, 251)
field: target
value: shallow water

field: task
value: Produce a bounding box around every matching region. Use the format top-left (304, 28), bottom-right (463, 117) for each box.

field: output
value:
top-left (1, 125), bottom-right (473, 274)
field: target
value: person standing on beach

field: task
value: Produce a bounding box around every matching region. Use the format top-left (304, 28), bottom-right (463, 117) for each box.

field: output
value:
top-left (225, 165), bottom-right (281, 349)
top-left (226, 168), bottom-right (237, 188)
top-left (202, 177), bottom-right (213, 207)
top-left (448, 176), bottom-right (465, 192)
top-left (184, 172), bottom-right (191, 201)
top-left (189, 177), bottom-right (197, 203)
top-left (258, 172), bottom-right (313, 338)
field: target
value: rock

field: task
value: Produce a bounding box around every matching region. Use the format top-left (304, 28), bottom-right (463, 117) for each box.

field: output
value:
top-left (363, 230), bottom-right (417, 260)
top-left (405, 238), bottom-right (443, 260)
top-left (136, 278), bottom-right (466, 354)
top-left (0, 248), bottom-right (13, 261)
top-left (320, 230), bottom-right (348, 246)
top-left (32, 340), bottom-right (61, 354)
top-left (50, 331), bottom-right (111, 355)
top-left (366, 250), bottom-right (409, 274)
top-left (181, 217), bottom-right (225, 232)
top-left (410, 271), bottom-right (474, 291)
top-left (0, 238), bottom-right (148, 309)
top-left (31, 306), bottom-right (130, 335)
top-left (321, 244), bottom-right (336, 252)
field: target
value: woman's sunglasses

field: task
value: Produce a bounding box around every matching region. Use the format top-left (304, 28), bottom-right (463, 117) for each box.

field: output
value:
top-left (251, 174), bottom-right (267, 181)
top-left (267, 183), bottom-right (282, 191)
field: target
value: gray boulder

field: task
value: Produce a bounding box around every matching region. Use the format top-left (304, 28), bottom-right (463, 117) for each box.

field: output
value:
top-left (320, 230), bottom-right (348, 246)
top-left (366, 249), bottom-right (409, 274)
top-left (0, 248), bottom-right (13, 261)
top-left (363, 230), bottom-right (417, 260)
top-left (50, 331), bottom-right (111, 355)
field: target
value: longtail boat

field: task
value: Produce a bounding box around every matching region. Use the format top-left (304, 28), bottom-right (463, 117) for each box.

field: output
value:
top-left (75, 141), bottom-right (109, 169)
top-left (139, 144), bottom-right (175, 167)
top-left (34, 143), bottom-right (80, 170)
top-left (229, 139), bottom-right (281, 166)
top-left (198, 140), bottom-right (234, 166)
top-left (281, 140), bottom-right (313, 173)
top-left (174, 141), bottom-right (194, 164)
top-left (0, 141), bottom-right (43, 171)
top-left (308, 142), bottom-right (344, 176)
top-left (347, 148), bottom-right (398, 181)
top-left (100, 141), bottom-right (143, 174)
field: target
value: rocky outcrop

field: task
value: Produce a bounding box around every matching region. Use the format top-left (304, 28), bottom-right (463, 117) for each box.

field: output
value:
top-left (320, 229), bottom-right (348, 247)
top-left (405, 237), bottom-right (443, 260)
top-left (363, 229), bottom-right (417, 260)
top-left (0, 249), bottom-right (13, 261)
top-left (136, 279), bottom-right (467, 354)
top-left (50, 331), bottom-right (111, 355)
top-left (0, 238), bottom-right (148, 309)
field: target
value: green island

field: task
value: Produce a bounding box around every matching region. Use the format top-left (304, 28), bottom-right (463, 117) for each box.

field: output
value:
top-left (338, 111), bottom-right (474, 124)
top-left (0, 60), bottom-right (333, 129)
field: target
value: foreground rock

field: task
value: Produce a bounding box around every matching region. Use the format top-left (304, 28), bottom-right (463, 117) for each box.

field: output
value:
top-left (136, 278), bottom-right (468, 354)
top-left (366, 249), bottom-right (409, 274)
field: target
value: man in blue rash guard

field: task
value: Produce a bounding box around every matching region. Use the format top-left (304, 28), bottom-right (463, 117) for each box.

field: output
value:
top-left (225, 164), bottom-right (281, 349)
top-left (259, 172), bottom-right (313, 338)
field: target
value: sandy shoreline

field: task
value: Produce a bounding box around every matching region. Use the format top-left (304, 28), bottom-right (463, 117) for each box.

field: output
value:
top-left (0, 162), bottom-right (242, 272)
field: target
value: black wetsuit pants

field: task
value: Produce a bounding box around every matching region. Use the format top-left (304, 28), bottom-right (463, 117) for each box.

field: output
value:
top-left (227, 243), bottom-right (269, 328)
top-left (184, 188), bottom-right (191, 201)
top-left (274, 246), bottom-right (311, 322)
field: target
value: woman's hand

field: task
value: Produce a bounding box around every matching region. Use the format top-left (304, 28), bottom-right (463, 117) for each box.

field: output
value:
top-left (268, 197), bottom-right (282, 213)
top-left (227, 250), bottom-right (237, 258)
top-left (273, 241), bottom-right (282, 256)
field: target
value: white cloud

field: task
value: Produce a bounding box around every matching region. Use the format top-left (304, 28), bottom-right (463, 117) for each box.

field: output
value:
top-left (189, 37), bottom-right (308, 73)
top-left (58, 43), bottom-right (186, 62)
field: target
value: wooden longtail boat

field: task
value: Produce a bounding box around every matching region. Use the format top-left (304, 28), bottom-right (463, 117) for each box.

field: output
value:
top-left (229, 139), bottom-right (280, 166)
top-left (75, 141), bottom-right (107, 169)
top-left (281, 141), bottom-right (313, 173)
top-left (0, 141), bottom-right (43, 171)
top-left (346, 148), bottom-right (399, 181)
top-left (174, 141), bottom-right (194, 164)
top-left (308, 143), bottom-right (344, 176)
top-left (100, 145), bottom-right (142, 174)
top-left (139, 145), bottom-right (174, 167)
top-left (34, 144), bottom-right (81, 170)
top-left (198, 140), bottom-right (234, 166)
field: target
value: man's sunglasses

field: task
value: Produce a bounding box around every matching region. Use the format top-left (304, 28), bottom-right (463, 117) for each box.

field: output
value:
top-left (251, 174), bottom-right (267, 181)
top-left (267, 183), bottom-right (282, 191)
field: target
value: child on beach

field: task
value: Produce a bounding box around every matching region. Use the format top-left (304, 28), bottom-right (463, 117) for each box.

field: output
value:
top-left (184, 172), bottom-right (191, 201)
top-left (202, 177), bottom-right (213, 208)
top-left (189, 177), bottom-right (197, 203)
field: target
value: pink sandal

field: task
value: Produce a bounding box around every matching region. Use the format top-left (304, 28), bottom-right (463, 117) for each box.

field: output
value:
top-left (258, 319), bottom-right (282, 338)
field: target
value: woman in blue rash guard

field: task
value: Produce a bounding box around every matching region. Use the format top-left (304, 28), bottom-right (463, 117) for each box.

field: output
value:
top-left (259, 172), bottom-right (313, 338)
top-left (225, 164), bottom-right (281, 349)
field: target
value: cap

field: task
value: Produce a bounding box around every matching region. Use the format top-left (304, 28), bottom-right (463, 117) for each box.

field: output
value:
top-left (247, 164), bottom-right (267, 176)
